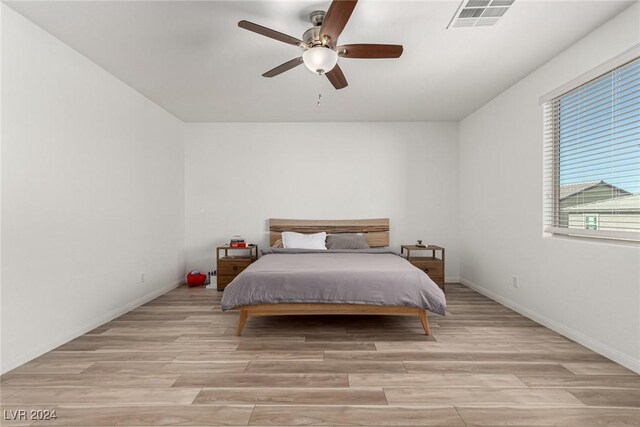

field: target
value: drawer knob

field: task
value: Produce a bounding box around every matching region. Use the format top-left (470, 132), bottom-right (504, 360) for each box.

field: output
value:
top-left (423, 268), bottom-right (429, 273)
top-left (233, 266), bottom-right (239, 271)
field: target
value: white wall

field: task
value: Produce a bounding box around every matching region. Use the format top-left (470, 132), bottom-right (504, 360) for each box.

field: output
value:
top-left (1, 6), bottom-right (185, 373)
top-left (459, 3), bottom-right (640, 372)
top-left (184, 122), bottom-right (459, 279)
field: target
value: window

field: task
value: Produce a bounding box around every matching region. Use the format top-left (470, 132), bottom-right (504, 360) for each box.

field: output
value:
top-left (543, 56), bottom-right (640, 242)
top-left (584, 215), bottom-right (598, 230)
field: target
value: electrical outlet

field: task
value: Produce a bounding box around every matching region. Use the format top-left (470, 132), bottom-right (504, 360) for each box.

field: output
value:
top-left (512, 275), bottom-right (518, 288)
top-left (140, 272), bottom-right (145, 283)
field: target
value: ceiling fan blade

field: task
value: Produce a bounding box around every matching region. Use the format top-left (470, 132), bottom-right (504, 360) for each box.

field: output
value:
top-left (338, 44), bottom-right (403, 59)
top-left (320, 0), bottom-right (358, 47)
top-left (262, 57), bottom-right (304, 78)
top-left (238, 20), bottom-right (303, 47)
top-left (326, 64), bottom-right (348, 90)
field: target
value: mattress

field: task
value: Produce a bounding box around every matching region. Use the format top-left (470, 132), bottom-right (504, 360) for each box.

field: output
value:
top-left (220, 249), bottom-right (446, 316)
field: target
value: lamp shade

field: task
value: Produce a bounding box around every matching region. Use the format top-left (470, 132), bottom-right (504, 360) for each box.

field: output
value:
top-left (302, 46), bottom-right (339, 75)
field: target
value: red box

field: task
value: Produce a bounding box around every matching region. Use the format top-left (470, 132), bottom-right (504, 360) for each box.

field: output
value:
top-left (187, 272), bottom-right (207, 287)
top-left (230, 242), bottom-right (246, 248)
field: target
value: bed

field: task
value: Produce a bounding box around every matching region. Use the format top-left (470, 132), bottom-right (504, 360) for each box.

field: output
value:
top-left (221, 219), bottom-right (446, 335)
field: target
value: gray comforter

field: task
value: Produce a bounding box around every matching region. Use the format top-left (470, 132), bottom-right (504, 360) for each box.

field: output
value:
top-left (220, 249), bottom-right (446, 316)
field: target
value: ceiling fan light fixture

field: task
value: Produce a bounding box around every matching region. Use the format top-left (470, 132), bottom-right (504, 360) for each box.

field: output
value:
top-left (302, 46), bottom-right (338, 75)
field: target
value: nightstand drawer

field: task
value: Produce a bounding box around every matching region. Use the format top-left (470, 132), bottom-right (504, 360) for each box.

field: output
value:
top-left (429, 275), bottom-right (444, 287)
top-left (402, 245), bottom-right (445, 293)
top-left (216, 275), bottom-right (235, 291)
top-left (216, 245), bottom-right (258, 292)
top-left (412, 261), bottom-right (444, 277)
top-left (218, 259), bottom-right (251, 276)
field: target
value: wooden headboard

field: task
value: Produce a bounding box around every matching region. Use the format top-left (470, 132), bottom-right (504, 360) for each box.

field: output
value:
top-left (269, 218), bottom-right (389, 248)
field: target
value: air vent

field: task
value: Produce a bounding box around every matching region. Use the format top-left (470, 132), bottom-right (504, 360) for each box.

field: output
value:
top-left (466, 0), bottom-right (490, 7)
top-left (459, 8), bottom-right (484, 18)
top-left (447, 0), bottom-right (515, 28)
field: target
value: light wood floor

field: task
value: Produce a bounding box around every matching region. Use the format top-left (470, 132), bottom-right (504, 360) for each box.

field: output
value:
top-left (2, 283), bottom-right (639, 426)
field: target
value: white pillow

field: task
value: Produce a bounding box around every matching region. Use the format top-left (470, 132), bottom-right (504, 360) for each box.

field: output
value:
top-left (281, 231), bottom-right (327, 250)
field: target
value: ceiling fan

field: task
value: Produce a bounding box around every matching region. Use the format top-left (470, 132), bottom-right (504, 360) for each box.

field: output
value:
top-left (238, 0), bottom-right (403, 90)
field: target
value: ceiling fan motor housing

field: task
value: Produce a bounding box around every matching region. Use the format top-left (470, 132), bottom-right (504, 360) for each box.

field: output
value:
top-left (303, 11), bottom-right (328, 47)
top-left (303, 27), bottom-right (321, 46)
top-left (310, 10), bottom-right (325, 26)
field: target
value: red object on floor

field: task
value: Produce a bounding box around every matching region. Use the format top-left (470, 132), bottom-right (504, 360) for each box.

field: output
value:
top-left (187, 272), bottom-right (207, 287)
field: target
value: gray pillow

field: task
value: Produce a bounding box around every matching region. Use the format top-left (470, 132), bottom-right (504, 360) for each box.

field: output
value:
top-left (325, 233), bottom-right (370, 250)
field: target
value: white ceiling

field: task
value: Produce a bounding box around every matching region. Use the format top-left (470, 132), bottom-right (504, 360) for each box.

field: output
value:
top-left (5, 0), bottom-right (634, 122)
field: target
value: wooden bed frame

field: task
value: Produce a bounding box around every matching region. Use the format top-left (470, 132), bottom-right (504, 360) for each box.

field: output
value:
top-left (232, 218), bottom-right (430, 336)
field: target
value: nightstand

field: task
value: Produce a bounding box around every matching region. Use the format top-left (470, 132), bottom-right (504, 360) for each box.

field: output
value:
top-left (401, 245), bottom-right (445, 292)
top-left (216, 245), bottom-right (258, 291)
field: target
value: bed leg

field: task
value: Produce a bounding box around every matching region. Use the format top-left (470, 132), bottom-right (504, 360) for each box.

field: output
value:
top-left (236, 310), bottom-right (248, 336)
top-left (419, 310), bottom-right (430, 336)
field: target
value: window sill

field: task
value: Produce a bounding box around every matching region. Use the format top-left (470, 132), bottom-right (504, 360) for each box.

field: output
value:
top-left (543, 227), bottom-right (640, 246)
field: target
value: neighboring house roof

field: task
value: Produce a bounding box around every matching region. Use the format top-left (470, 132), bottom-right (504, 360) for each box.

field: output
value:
top-left (564, 193), bottom-right (640, 212)
top-left (559, 180), bottom-right (630, 200)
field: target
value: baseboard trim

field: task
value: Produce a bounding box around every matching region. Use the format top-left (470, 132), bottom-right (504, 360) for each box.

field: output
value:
top-left (1, 279), bottom-right (184, 374)
top-left (460, 278), bottom-right (640, 374)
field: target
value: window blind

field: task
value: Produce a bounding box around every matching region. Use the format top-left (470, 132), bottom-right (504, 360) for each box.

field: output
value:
top-left (543, 57), bottom-right (640, 242)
